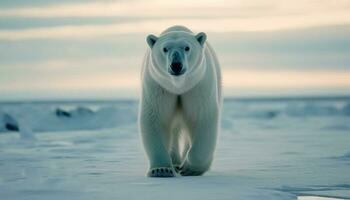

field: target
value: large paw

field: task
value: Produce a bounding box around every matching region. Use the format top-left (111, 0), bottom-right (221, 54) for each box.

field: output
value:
top-left (147, 167), bottom-right (175, 177)
top-left (176, 162), bottom-right (206, 176)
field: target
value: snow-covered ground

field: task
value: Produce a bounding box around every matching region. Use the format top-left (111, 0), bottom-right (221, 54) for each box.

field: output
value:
top-left (0, 97), bottom-right (349, 200)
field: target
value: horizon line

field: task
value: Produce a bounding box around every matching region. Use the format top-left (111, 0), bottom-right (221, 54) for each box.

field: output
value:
top-left (1, 94), bottom-right (350, 104)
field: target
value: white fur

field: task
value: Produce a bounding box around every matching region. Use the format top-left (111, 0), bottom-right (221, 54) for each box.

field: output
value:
top-left (139, 25), bottom-right (222, 177)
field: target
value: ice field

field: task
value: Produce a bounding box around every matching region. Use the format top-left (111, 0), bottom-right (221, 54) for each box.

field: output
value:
top-left (0, 97), bottom-right (349, 200)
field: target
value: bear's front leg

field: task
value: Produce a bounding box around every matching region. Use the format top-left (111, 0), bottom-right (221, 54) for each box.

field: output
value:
top-left (178, 104), bottom-right (219, 176)
top-left (140, 99), bottom-right (176, 177)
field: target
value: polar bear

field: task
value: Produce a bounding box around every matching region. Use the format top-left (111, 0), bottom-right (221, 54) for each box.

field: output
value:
top-left (139, 25), bottom-right (222, 177)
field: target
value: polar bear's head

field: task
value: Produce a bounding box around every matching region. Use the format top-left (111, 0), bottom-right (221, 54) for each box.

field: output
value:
top-left (146, 28), bottom-right (207, 94)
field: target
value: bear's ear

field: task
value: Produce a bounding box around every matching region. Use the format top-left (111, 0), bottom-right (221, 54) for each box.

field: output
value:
top-left (146, 34), bottom-right (158, 48)
top-left (195, 32), bottom-right (207, 46)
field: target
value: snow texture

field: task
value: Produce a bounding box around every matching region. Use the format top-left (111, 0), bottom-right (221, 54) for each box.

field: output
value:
top-left (0, 97), bottom-right (349, 200)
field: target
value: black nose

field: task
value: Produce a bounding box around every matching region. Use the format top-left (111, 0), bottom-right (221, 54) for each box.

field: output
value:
top-left (170, 62), bottom-right (183, 75)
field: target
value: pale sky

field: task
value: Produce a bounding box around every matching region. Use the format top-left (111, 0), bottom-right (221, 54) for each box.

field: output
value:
top-left (0, 0), bottom-right (350, 100)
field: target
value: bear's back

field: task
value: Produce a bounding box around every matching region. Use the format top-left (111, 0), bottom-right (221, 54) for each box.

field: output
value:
top-left (161, 25), bottom-right (193, 36)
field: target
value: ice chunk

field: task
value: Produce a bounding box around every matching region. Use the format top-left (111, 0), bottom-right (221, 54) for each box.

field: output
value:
top-left (2, 113), bottom-right (19, 131)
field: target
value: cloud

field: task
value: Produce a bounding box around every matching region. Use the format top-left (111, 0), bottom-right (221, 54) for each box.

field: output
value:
top-left (1, 0), bottom-right (349, 19)
top-left (0, 0), bottom-right (350, 40)
top-left (0, 0), bottom-right (284, 18)
top-left (223, 69), bottom-right (350, 89)
top-left (1, 15), bottom-right (350, 40)
top-left (0, 65), bottom-right (140, 91)
top-left (0, 57), bottom-right (142, 90)
top-left (2, 63), bottom-right (350, 91)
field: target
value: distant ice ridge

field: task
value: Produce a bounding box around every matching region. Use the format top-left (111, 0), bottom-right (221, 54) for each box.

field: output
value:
top-left (0, 99), bottom-right (349, 137)
top-left (0, 103), bottom-right (137, 138)
top-left (223, 101), bottom-right (350, 120)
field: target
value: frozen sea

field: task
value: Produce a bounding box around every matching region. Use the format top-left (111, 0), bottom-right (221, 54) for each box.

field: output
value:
top-left (0, 97), bottom-right (349, 200)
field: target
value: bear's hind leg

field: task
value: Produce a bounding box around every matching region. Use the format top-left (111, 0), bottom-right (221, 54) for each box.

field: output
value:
top-left (169, 126), bottom-right (183, 168)
top-left (178, 104), bottom-right (219, 176)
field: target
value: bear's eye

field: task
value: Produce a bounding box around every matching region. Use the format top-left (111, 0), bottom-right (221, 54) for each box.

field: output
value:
top-left (163, 47), bottom-right (168, 53)
top-left (185, 46), bottom-right (190, 51)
